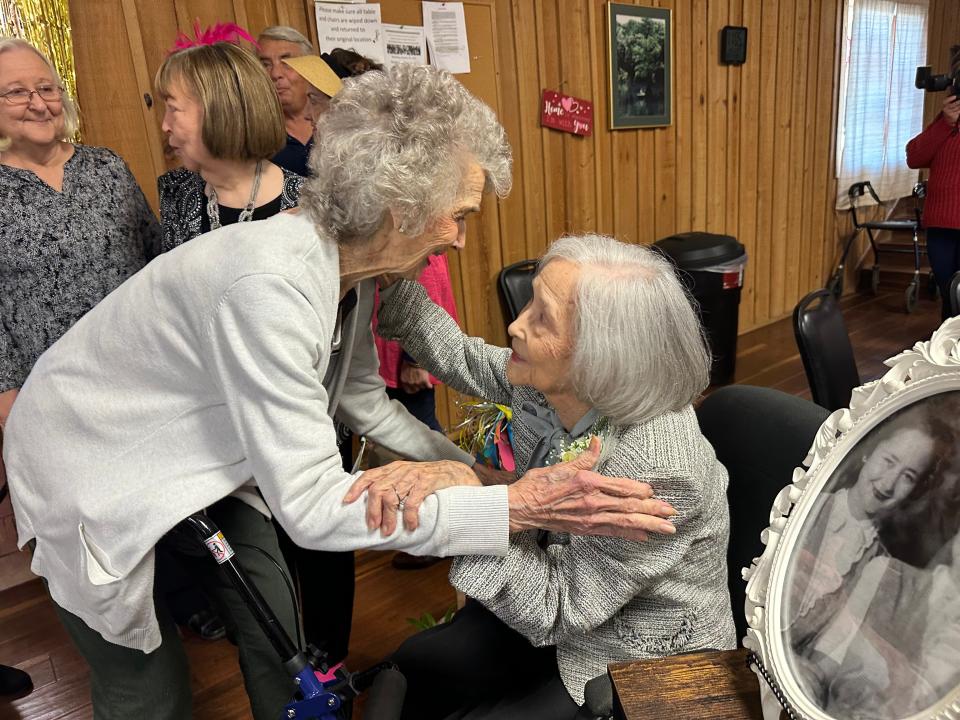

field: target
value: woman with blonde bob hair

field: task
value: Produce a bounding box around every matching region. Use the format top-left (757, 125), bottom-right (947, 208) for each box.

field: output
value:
top-left (156, 40), bottom-right (302, 253)
top-left (349, 234), bottom-right (737, 718)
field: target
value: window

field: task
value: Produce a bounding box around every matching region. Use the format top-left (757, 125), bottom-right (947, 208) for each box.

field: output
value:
top-left (835, 0), bottom-right (929, 207)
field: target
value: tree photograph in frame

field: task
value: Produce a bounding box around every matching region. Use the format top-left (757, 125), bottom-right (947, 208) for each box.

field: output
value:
top-left (743, 318), bottom-right (960, 720)
top-left (607, 3), bottom-right (672, 129)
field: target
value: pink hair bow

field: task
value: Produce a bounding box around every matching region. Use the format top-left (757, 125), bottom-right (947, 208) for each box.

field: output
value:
top-left (170, 20), bottom-right (258, 53)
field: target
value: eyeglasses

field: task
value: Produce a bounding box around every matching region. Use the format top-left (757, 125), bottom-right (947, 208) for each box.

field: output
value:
top-left (0, 84), bottom-right (64, 106)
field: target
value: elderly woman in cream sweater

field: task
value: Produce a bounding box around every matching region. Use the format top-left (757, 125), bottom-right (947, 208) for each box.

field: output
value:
top-left (346, 235), bottom-right (737, 719)
top-left (4, 67), bottom-right (674, 720)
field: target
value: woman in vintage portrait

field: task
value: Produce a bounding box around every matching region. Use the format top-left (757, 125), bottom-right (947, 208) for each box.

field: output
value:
top-left (783, 404), bottom-right (948, 711)
top-left (820, 435), bottom-right (960, 719)
top-left (810, 530), bottom-right (960, 719)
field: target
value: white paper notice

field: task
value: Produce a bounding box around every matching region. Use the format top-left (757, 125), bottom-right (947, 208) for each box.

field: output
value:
top-left (422, 1), bottom-right (471, 74)
top-left (383, 24), bottom-right (428, 67)
top-left (314, 2), bottom-right (386, 64)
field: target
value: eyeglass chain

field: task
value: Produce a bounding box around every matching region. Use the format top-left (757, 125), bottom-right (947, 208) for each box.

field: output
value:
top-left (206, 160), bottom-right (263, 230)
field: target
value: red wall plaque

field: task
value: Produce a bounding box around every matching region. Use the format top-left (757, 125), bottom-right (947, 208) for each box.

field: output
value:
top-left (541, 90), bottom-right (594, 136)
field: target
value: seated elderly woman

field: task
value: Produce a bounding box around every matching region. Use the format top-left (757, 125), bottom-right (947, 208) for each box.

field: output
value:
top-left (3, 66), bottom-right (672, 720)
top-left (348, 234), bottom-right (737, 719)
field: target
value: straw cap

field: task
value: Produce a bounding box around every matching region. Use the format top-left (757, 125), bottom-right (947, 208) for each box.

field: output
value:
top-left (281, 55), bottom-right (343, 97)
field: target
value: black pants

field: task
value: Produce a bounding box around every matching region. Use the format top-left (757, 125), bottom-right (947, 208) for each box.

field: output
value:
top-left (273, 433), bottom-right (356, 664)
top-left (390, 600), bottom-right (580, 720)
top-left (387, 386), bottom-right (442, 432)
top-left (275, 526), bottom-right (355, 663)
top-left (925, 226), bottom-right (960, 319)
top-left (54, 498), bottom-right (297, 720)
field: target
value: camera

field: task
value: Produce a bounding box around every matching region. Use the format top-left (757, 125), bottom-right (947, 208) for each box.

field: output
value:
top-left (915, 65), bottom-right (960, 95)
top-left (916, 44), bottom-right (960, 96)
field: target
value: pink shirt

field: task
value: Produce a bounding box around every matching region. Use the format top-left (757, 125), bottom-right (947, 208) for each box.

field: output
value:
top-left (373, 254), bottom-right (460, 388)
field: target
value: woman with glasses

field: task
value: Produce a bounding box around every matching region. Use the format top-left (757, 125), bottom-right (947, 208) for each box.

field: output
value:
top-left (0, 36), bottom-right (159, 491)
top-left (0, 36), bottom-right (160, 697)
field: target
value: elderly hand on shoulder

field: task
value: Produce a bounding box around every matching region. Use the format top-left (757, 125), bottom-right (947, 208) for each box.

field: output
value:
top-left (505, 437), bottom-right (676, 540)
top-left (344, 437), bottom-right (677, 540)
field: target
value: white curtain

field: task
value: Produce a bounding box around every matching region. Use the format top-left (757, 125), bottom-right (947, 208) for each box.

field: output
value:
top-left (835, 0), bottom-right (929, 208)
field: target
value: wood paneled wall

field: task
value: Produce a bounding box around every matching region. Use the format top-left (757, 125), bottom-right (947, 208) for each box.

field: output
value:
top-left (487, 0), bottom-right (847, 340)
top-left (923, 1), bottom-right (960, 127)
top-left (69, 0), bottom-right (960, 424)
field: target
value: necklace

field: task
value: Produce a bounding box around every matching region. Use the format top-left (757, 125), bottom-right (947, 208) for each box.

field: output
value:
top-left (206, 160), bottom-right (263, 230)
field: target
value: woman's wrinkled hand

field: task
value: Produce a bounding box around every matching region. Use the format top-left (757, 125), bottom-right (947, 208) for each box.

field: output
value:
top-left (343, 460), bottom-right (482, 535)
top-left (506, 437), bottom-right (677, 541)
top-left (399, 361), bottom-right (433, 393)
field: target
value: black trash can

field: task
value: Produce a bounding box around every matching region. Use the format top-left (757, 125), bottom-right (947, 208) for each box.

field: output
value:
top-left (654, 232), bottom-right (747, 386)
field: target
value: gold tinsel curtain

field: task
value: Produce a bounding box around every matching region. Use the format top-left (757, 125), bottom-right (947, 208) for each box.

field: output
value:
top-left (0, 0), bottom-right (80, 139)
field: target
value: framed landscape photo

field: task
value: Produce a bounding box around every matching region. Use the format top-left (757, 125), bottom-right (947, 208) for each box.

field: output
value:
top-left (607, 3), bottom-right (672, 129)
top-left (743, 318), bottom-right (960, 720)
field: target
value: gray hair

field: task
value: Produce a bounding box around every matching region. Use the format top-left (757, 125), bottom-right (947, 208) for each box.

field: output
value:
top-left (540, 234), bottom-right (711, 426)
top-left (300, 64), bottom-right (512, 243)
top-left (0, 37), bottom-right (79, 152)
top-left (257, 26), bottom-right (314, 55)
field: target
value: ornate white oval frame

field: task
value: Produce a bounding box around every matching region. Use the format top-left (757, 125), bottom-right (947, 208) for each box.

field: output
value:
top-left (744, 317), bottom-right (960, 720)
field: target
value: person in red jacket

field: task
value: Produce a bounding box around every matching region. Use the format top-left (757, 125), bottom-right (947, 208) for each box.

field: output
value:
top-left (907, 81), bottom-right (960, 319)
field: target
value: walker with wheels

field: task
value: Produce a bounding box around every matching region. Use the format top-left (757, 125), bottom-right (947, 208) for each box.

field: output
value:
top-left (177, 514), bottom-right (405, 720)
top-left (827, 180), bottom-right (937, 313)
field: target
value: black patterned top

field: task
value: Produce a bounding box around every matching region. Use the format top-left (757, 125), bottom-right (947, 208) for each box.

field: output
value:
top-left (0, 144), bottom-right (160, 392)
top-left (157, 165), bottom-right (304, 253)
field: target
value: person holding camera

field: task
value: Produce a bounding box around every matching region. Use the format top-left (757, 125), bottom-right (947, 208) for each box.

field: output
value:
top-left (907, 59), bottom-right (960, 319)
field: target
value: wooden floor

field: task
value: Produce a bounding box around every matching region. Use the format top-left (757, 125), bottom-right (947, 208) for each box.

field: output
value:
top-left (0, 284), bottom-right (944, 720)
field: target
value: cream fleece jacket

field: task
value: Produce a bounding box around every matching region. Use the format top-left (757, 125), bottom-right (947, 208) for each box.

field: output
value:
top-left (4, 212), bottom-right (508, 652)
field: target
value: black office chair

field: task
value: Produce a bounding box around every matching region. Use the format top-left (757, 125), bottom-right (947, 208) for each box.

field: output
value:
top-left (497, 259), bottom-right (537, 325)
top-left (696, 385), bottom-right (830, 645)
top-left (827, 181), bottom-right (934, 312)
top-left (793, 288), bottom-right (861, 412)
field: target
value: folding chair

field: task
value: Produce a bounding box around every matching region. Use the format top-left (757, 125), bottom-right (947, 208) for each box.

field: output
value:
top-left (793, 289), bottom-right (861, 411)
top-left (497, 259), bottom-right (537, 325)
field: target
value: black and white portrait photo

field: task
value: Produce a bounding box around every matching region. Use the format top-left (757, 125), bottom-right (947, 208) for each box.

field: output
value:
top-left (781, 392), bottom-right (960, 719)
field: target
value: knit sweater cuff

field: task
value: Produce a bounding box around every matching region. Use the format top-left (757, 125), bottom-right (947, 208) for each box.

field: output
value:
top-left (448, 530), bottom-right (543, 601)
top-left (436, 484), bottom-right (509, 556)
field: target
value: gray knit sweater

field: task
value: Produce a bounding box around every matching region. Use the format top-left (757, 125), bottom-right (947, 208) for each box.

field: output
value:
top-left (378, 280), bottom-right (737, 704)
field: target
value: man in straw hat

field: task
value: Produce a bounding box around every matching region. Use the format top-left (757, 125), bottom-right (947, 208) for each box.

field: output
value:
top-left (282, 53), bottom-right (344, 123)
top-left (257, 26), bottom-right (344, 175)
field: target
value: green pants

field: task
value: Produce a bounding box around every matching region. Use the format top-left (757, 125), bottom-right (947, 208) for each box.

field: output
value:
top-left (52, 497), bottom-right (298, 720)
